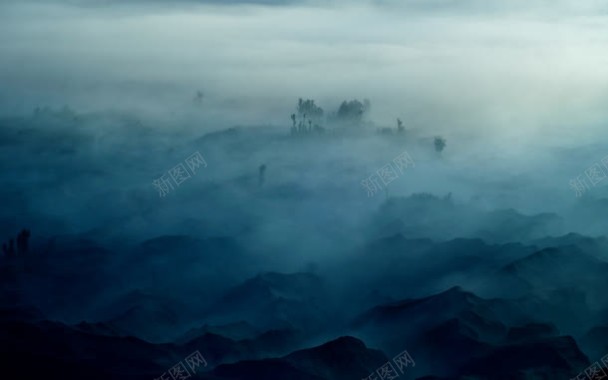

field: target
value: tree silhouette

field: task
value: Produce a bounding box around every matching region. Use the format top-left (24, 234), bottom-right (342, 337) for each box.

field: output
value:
top-left (336, 99), bottom-right (370, 124)
top-left (194, 91), bottom-right (204, 105)
top-left (17, 229), bottom-right (30, 255)
top-left (258, 164), bottom-right (267, 187)
top-left (291, 99), bottom-right (325, 135)
top-left (434, 136), bottom-right (446, 153)
top-left (290, 114), bottom-right (297, 134)
top-left (297, 98), bottom-right (323, 122)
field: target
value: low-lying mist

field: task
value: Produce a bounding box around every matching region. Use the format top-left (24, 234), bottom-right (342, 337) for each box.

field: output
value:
top-left (3, 2), bottom-right (608, 379)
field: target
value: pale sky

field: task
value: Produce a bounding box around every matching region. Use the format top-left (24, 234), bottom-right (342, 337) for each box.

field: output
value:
top-left (1, 0), bottom-right (608, 141)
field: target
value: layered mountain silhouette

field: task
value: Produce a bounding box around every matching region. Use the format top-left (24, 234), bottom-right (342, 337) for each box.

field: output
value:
top-left (2, 121), bottom-right (607, 379)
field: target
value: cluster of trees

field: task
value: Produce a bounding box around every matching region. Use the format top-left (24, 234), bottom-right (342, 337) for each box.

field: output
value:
top-left (336, 99), bottom-right (370, 124)
top-left (291, 98), bottom-right (326, 135)
top-left (298, 98), bottom-right (324, 121)
top-left (2, 229), bottom-right (30, 257)
top-left (289, 97), bottom-right (372, 136)
top-left (288, 97), bottom-right (447, 154)
top-left (289, 97), bottom-right (373, 137)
